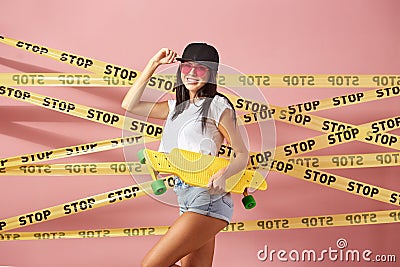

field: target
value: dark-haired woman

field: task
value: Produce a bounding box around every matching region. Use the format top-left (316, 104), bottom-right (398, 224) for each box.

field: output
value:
top-left (122, 43), bottom-right (249, 267)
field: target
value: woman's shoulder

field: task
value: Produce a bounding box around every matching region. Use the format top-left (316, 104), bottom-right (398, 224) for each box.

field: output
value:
top-left (167, 99), bottom-right (176, 109)
top-left (212, 94), bottom-right (233, 109)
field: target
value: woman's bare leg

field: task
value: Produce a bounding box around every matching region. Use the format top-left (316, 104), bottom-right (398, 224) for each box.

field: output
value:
top-left (180, 237), bottom-right (215, 266)
top-left (141, 212), bottom-right (227, 267)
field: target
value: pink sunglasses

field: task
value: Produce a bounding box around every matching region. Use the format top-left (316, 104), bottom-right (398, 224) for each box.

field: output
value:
top-left (180, 62), bottom-right (209, 77)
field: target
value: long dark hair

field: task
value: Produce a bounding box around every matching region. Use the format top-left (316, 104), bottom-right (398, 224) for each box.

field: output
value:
top-left (171, 65), bottom-right (236, 133)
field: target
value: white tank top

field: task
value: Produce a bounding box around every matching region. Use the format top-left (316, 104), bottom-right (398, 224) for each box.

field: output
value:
top-left (158, 95), bottom-right (232, 156)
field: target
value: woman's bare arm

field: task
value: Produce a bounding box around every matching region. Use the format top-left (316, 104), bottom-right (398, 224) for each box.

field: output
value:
top-left (121, 48), bottom-right (177, 119)
top-left (208, 109), bottom-right (250, 194)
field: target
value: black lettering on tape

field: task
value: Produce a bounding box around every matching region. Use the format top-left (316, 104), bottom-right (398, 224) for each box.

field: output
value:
top-left (65, 164), bottom-right (97, 174)
top-left (130, 120), bottom-right (163, 137)
top-left (235, 98), bottom-right (269, 112)
top-left (327, 76), bottom-right (360, 86)
top-left (304, 169), bottom-right (336, 185)
top-left (64, 198), bottom-right (95, 214)
top-left (0, 86), bottom-right (31, 100)
top-left (123, 228), bottom-right (155, 236)
top-left (376, 86), bottom-right (400, 98)
top-left (331, 156), bottom-right (363, 167)
top-left (15, 41), bottom-right (48, 54)
top-left (389, 211), bottom-right (400, 221)
top-left (0, 159), bottom-right (8, 167)
top-left (66, 144), bottom-right (97, 156)
top-left (249, 151), bottom-right (272, 168)
top-left (328, 128), bottom-right (359, 145)
top-left (0, 221), bottom-right (6, 231)
top-left (279, 110), bottom-right (311, 125)
top-left (59, 53), bottom-right (93, 68)
top-left (108, 187), bottom-right (140, 203)
top-left (244, 109), bottom-right (275, 124)
top-left (287, 101), bottom-right (320, 114)
top-left (104, 65), bottom-right (137, 81)
top-left (222, 222), bottom-right (245, 232)
top-left (111, 136), bottom-right (143, 147)
top-left (301, 216), bottom-right (334, 227)
top-left (34, 232), bottom-right (65, 239)
top-left (12, 74), bottom-right (45, 85)
top-left (332, 92), bottom-right (364, 106)
top-left (238, 75), bottom-right (271, 86)
top-left (288, 157), bottom-right (319, 168)
top-left (372, 76), bottom-right (400, 87)
top-left (19, 165), bottom-right (52, 174)
top-left (42, 97), bottom-right (75, 112)
top-left (86, 109), bottom-right (120, 125)
top-left (270, 160), bottom-right (293, 173)
top-left (0, 233), bottom-right (20, 240)
top-left (78, 230), bottom-right (110, 238)
top-left (389, 193), bottom-right (400, 205)
top-left (345, 213), bottom-right (378, 224)
top-left (256, 219), bottom-right (289, 230)
top-left (347, 181), bottom-right (380, 198)
top-left (21, 151), bottom-right (53, 163)
top-left (321, 120), bottom-right (352, 132)
top-left (284, 139), bottom-right (316, 156)
top-left (218, 145), bottom-right (235, 158)
top-left (58, 74), bottom-right (91, 85)
top-left (376, 153), bottom-right (400, 165)
top-left (283, 75), bottom-right (315, 86)
top-left (365, 132), bottom-right (398, 146)
top-left (371, 117), bottom-right (400, 133)
top-left (110, 162), bottom-right (142, 173)
top-left (19, 210), bottom-right (51, 226)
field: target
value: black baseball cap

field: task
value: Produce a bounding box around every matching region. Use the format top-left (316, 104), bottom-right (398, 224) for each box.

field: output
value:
top-left (176, 43), bottom-right (219, 70)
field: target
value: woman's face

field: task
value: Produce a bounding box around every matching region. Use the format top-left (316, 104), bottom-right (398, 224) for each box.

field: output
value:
top-left (179, 61), bottom-right (210, 97)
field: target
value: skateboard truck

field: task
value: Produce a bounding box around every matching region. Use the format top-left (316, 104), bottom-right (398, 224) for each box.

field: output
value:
top-left (242, 188), bottom-right (256, 209)
top-left (137, 149), bottom-right (167, 195)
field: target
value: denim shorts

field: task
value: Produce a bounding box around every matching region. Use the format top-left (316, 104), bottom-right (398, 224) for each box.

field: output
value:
top-left (173, 177), bottom-right (233, 224)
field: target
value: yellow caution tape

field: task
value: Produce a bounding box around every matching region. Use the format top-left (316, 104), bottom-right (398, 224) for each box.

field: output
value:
top-left (0, 176), bottom-right (175, 233)
top-left (0, 135), bottom-right (149, 169)
top-left (0, 162), bottom-right (148, 176)
top-left (1, 35), bottom-right (400, 235)
top-left (1, 154), bottom-right (399, 235)
top-left (0, 36), bottom-right (139, 82)
top-left (0, 84), bottom-right (163, 139)
top-left (262, 158), bottom-right (400, 207)
top-left (288, 152), bottom-right (400, 169)
top-left (1, 36), bottom-right (400, 92)
top-left (2, 151), bottom-right (399, 176)
top-left (2, 80), bottom-right (399, 165)
top-left (2, 209), bottom-right (400, 241)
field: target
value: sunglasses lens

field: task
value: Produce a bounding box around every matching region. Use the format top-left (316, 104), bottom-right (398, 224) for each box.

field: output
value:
top-left (180, 63), bottom-right (209, 77)
top-left (180, 63), bottom-right (192, 75)
top-left (195, 65), bottom-right (208, 77)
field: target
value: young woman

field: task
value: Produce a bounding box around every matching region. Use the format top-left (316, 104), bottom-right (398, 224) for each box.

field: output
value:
top-left (122, 43), bottom-right (249, 267)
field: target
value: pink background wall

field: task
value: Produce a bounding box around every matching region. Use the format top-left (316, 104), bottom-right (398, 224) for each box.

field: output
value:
top-left (1, 0), bottom-right (399, 266)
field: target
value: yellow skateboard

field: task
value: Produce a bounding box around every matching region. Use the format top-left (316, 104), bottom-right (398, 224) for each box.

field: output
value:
top-left (137, 148), bottom-right (267, 209)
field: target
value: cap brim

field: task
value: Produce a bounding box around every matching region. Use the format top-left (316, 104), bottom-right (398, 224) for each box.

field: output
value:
top-left (176, 57), bottom-right (191, 62)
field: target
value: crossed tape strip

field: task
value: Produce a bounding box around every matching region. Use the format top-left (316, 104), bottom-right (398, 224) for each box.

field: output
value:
top-left (0, 84), bottom-right (163, 139)
top-left (1, 151), bottom-right (400, 234)
top-left (1, 35), bottom-right (399, 237)
top-left (1, 35), bottom-right (400, 88)
top-left (0, 176), bottom-right (175, 233)
top-left (2, 209), bottom-right (400, 241)
top-left (1, 151), bottom-right (399, 177)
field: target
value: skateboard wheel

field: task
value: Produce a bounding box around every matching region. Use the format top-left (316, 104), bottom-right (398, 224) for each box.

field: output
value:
top-left (137, 149), bottom-right (146, 164)
top-left (151, 180), bottom-right (167, 195)
top-left (242, 195), bottom-right (256, 209)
